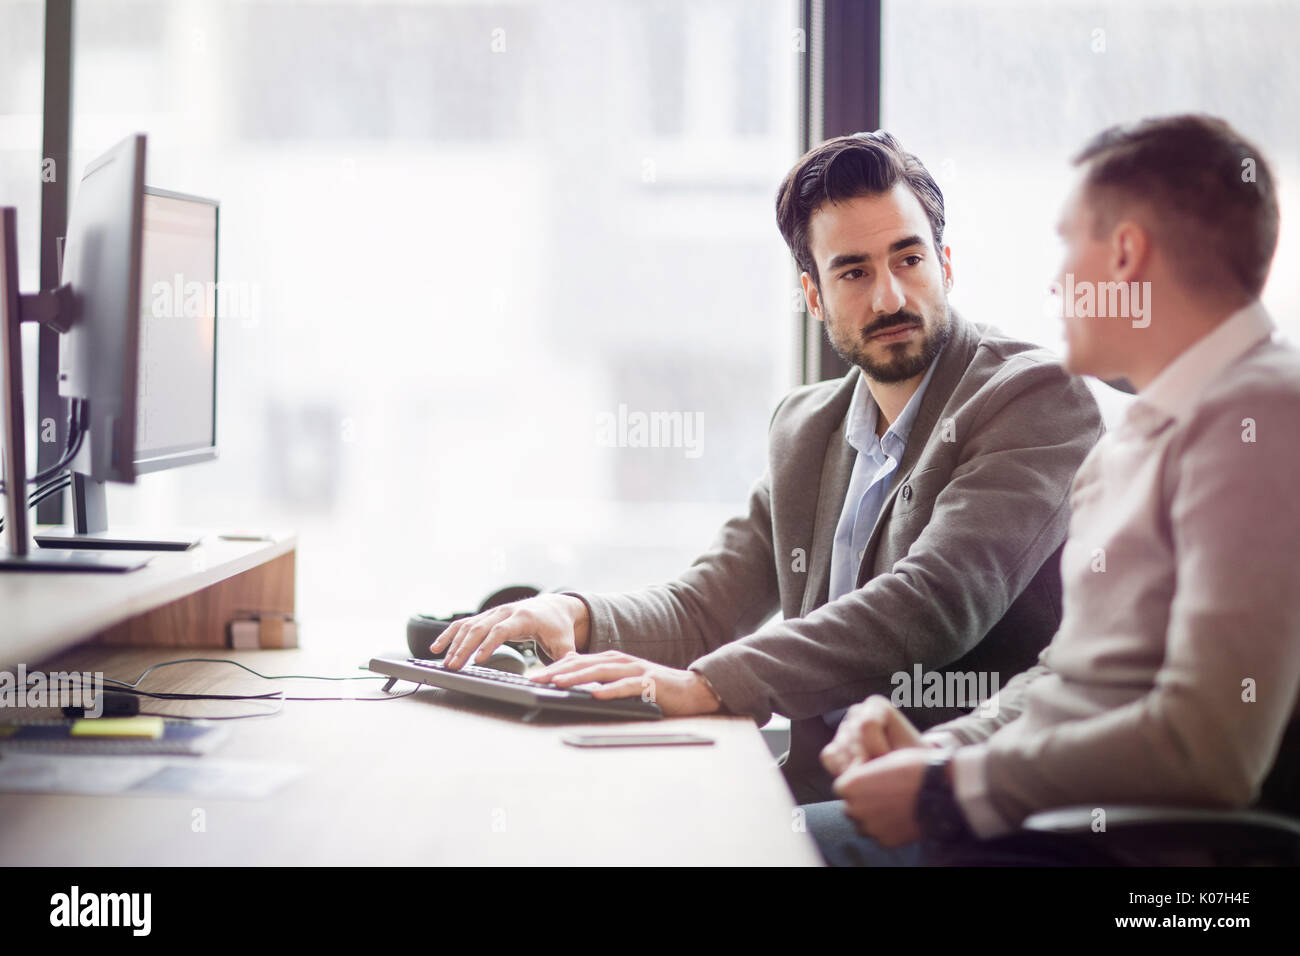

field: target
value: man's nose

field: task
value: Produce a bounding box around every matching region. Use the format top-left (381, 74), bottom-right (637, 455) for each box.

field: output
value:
top-left (872, 269), bottom-right (905, 315)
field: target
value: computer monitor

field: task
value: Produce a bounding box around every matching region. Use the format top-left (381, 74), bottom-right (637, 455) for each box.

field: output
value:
top-left (2, 132), bottom-right (222, 567)
top-left (55, 133), bottom-right (147, 484)
top-left (0, 136), bottom-right (151, 572)
top-left (35, 169), bottom-right (220, 551)
top-left (134, 187), bottom-right (220, 476)
top-left (0, 208), bottom-right (28, 551)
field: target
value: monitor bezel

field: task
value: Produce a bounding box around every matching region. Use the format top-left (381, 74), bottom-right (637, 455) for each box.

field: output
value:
top-left (133, 184), bottom-right (221, 475)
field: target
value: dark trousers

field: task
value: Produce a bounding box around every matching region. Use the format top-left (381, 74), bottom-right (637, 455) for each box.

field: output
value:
top-left (803, 800), bottom-right (1134, 867)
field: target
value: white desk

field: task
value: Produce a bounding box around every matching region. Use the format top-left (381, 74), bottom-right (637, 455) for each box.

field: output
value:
top-left (0, 644), bottom-right (820, 866)
top-left (0, 533), bottom-right (297, 668)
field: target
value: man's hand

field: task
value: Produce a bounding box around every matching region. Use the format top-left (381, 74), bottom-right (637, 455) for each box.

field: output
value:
top-left (832, 747), bottom-right (932, 847)
top-left (820, 694), bottom-right (935, 776)
top-left (530, 650), bottom-right (723, 717)
top-left (432, 594), bottom-right (590, 669)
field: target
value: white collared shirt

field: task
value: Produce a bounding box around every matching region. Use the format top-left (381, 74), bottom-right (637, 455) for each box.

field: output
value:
top-left (940, 299), bottom-right (1291, 840)
top-left (823, 347), bottom-right (945, 728)
top-left (1134, 299), bottom-right (1275, 423)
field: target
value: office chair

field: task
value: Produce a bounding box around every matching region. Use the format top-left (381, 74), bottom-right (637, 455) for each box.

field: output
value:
top-left (1020, 724), bottom-right (1300, 865)
top-left (1021, 805), bottom-right (1300, 865)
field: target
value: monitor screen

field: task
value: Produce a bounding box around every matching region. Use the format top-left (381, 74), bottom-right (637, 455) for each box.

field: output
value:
top-left (135, 188), bottom-right (218, 471)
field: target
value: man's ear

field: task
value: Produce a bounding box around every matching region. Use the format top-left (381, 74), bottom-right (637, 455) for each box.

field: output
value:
top-left (940, 244), bottom-right (953, 291)
top-left (1110, 221), bottom-right (1150, 283)
top-left (800, 271), bottom-right (824, 322)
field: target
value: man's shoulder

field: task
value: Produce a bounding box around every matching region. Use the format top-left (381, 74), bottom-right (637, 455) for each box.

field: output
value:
top-left (1209, 334), bottom-right (1300, 397)
top-left (916, 318), bottom-right (1093, 438)
top-left (770, 373), bottom-right (852, 424)
top-left (1165, 338), bottom-right (1300, 520)
top-left (1186, 336), bottom-right (1300, 431)
top-left (962, 321), bottom-right (1075, 395)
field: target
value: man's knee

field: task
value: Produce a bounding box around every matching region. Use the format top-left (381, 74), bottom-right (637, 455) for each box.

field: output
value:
top-left (803, 799), bottom-right (927, 867)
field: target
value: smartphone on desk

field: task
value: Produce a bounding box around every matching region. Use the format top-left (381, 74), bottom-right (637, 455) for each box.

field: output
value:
top-left (562, 733), bottom-right (715, 748)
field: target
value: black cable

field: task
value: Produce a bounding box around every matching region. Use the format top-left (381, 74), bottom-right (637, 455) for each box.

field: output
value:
top-left (136, 689), bottom-right (418, 720)
top-left (0, 474), bottom-right (73, 527)
top-left (31, 473), bottom-right (72, 499)
top-left (101, 683), bottom-right (406, 703)
top-left (0, 472), bottom-right (69, 500)
top-left (30, 398), bottom-right (87, 484)
top-left (139, 697), bottom-right (289, 721)
top-left (11, 675), bottom-right (287, 721)
top-left (153, 712), bottom-right (281, 721)
top-left (0, 475), bottom-right (72, 534)
top-left (101, 657), bottom-right (391, 688)
top-left (15, 660), bottom-right (409, 723)
top-left (0, 398), bottom-right (84, 495)
top-left (99, 686), bottom-right (285, 702)
top-left (52, 676), bottom-right (419, 718)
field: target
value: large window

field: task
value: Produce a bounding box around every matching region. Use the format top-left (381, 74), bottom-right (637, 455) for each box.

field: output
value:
top-left (69, 0), bottom-right (801, 628)
top-left (883, 0), bottom-right (1299, 371)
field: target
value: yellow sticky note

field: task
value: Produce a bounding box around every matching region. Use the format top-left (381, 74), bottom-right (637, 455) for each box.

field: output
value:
top-left (70, 717), bottom-right (165, 739)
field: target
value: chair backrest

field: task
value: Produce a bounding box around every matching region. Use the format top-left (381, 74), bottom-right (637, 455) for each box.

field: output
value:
top-left (1259, 717), bottom-right (1300, 817)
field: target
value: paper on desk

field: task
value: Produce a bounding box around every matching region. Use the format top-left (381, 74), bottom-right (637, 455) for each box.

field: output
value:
top-left (0, 753), bottom-right (303, 799)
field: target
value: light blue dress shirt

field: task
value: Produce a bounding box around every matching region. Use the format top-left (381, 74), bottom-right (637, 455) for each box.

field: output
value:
top-left (823, 347), bottom-right (944, 728)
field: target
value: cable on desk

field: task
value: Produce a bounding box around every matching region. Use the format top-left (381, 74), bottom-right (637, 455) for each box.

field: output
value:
top-left (102, 657), bottom-right (391, 688)
top-left (99, 686), bottom-right (285, 702)
top-left (20, 663), bottom-right (416, 718)
top-left (27, 675), bottom-right (289, 717)
top-left (137, 701), bottom-right (288, 721)
top-left (134, 688), bottom-right (419, 720)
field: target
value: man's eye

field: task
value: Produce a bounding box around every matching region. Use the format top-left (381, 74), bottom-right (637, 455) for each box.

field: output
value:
top-left (840, 269), bottom-right (864, 280)
top-left (901, 255), bottom-right (922, 267)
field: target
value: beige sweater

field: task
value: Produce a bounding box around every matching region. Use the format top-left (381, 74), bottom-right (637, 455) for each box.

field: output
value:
top-left (925, 301), bottom-right (1300, 837)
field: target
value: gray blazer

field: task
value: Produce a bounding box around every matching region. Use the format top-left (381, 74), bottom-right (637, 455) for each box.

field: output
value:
top-left (570, 312), bottom-right (1104, 791)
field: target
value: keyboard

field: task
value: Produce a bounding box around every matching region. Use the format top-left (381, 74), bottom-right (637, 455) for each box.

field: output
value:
top-left (367, 657), bottom-right (663, 721)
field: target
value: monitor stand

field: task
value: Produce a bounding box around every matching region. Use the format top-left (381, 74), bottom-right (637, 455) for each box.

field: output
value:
top-left (0, 549), bottom-right (151, 572)
top-left (1, 206), bottom-right (149, 573)
top-left (33, 473), bottom-right (202, 551)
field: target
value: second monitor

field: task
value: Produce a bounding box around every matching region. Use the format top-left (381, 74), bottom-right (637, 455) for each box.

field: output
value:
top-left (37, 183), bottom-right (220, 551)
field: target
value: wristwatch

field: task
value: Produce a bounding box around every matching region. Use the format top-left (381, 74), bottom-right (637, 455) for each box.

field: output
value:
top-left (915, 750), bottom-right (974, 843)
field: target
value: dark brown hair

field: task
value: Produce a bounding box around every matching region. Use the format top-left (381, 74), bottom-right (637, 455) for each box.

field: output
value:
top-left (1073, 114), bottom-right (1279, 299)
top-left (775, 131), bottom-right (945, 287)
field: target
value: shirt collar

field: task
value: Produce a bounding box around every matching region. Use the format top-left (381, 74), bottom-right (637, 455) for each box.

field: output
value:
top-left (1131, 300), bottom-right (1274, 426)
top-left (844, 343), bottom-right (946, 454)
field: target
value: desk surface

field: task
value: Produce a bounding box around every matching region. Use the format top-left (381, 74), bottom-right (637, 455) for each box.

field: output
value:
top-left (0, 643), bottom-right (820, 866)
top-left (0, 533), bottom-right (297, 669)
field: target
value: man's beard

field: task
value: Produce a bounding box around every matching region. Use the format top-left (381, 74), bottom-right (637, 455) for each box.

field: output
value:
top-left (825, 304), bottom-right (952, 384)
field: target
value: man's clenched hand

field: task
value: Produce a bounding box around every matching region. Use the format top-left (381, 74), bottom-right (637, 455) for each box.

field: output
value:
top-left (821, 694), bottom-right (936, 775)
